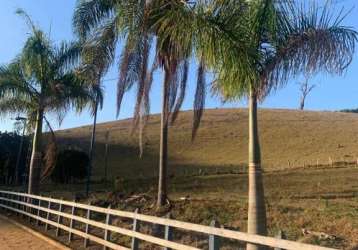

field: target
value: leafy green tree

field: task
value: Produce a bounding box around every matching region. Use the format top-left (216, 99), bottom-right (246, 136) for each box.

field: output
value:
top-left (206, 1), bottom-right (357, 248)
top-left (0, 10), bottom-right (95, 194)
top-left (73, 0), bottom-right (207, 209)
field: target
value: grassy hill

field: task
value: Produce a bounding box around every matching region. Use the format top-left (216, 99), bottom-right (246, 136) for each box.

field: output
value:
top-left (43, 108), bottom-right (358, 249)
top-left (55, 108), bottom-right (358, 180)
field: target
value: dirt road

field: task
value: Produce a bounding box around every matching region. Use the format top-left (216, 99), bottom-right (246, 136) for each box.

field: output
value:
top-left (0, 216), bottom-right (61, 250)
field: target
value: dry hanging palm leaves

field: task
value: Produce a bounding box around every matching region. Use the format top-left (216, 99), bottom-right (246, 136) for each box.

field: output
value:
top-left (192, 60), bottom-right (206, 140)
top-left (41, 117), bottom-right (58, 182)
top-left (170, 59), bottom-right (189, 124)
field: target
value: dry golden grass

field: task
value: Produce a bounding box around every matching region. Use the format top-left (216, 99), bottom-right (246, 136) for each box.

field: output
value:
top-left (55, 108), bottom-right (358, 180)
top-left (45, 108), bottom-right (358, 249)
top-left (37, 166), bottom-right (358, 249)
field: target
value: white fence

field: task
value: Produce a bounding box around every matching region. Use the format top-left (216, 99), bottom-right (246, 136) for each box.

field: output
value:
top-left (0, 190), bottom-right (335, 250)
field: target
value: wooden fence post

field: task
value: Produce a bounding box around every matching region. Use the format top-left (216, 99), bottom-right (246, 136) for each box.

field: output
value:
top-left (16, 194), bottom-right (21, 216)
top-left (274, 230), bottom-right (286, 250)
top-left (22, 196), bottom-right (26, 219)
top-left (209, 220), bottom-right (220, 250)
top-left (103, 205), bottom-right (112, 250)
top-left (84, 202), bottom-right (92, 248)
top-left (28, 195), bottom-right (32, 223)
top-left (55, 199), bottom-right (63, 237)
top-left (164, 213), bottom-right (173, 250)
top-left (37, 198), bottom-right (42, 226)
top-left (8, 193), bottom-right (12, 211)
top-left (45, 198), bottom-right (52, 231)
top-left (68, 200), bottom-right (76, 243)
top-left (131, 208), bottom-right (140, 250)
top-left (14, 194), bottom-right (17, 214)
top-left (5, 193), bottom-right (9, 212)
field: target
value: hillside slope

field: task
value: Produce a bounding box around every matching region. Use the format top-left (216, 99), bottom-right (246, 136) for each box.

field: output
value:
top-left (56, 108), bottom-right (358, 180)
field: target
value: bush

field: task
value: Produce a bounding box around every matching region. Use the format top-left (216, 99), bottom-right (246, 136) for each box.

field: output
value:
top-left (50, 149), bottom-right (89, 183)
top-left (0, 131), bottom-right (29, 185)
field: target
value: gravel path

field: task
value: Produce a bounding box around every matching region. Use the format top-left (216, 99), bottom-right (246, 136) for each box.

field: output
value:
top-left (0, 216), bottom-right (61, 250)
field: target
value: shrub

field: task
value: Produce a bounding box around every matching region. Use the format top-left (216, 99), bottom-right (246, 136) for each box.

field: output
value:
top-left (50, 149), bottom-right (88, 183)
top-left (0, 131), bottom-right (29, 184)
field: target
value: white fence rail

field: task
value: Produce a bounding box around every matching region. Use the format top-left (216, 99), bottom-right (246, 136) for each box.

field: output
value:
top-left (0, 190), bottom-right (335, 250)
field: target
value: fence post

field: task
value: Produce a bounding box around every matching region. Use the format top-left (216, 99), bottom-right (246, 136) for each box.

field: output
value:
top-left (84, 202), bottom-right (92, 248)
top-left (8, 193), bottom-right (12, 211)
top-left (16, 194), bottom-right (20, 216)
top-left (37, 198), bottom-right (42, 226)
top-left (22, 195), bottom-right (26, 219)
top-left (274, 230), bottom-right (286, 250)
top-left (5, 193), bottom-right (9, 212)
top-left (103, 205), bottom-right (112, 250)
top-left (209, 220), bottom-right (220, 250)
top-left (45, 198), bottom-right (52, 231)
top-left (131, 208), bottom-right (140, 250)
top-left (164, 213), bottom-right (173, 250)
top-left (68, 200), bottom-right (76, 243)
top-left (55, 199), bottom-right (63, 237)
top-left (28, 195), bottom-right (32, 223)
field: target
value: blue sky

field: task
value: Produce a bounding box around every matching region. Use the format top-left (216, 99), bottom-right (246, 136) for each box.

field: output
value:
top-left (0, 0), bottom-right (357, 132)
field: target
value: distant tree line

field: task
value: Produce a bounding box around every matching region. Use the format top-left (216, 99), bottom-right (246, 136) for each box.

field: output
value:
top-left (0, 131), bottom-right (88, 185)
top-left (340, 108), bottom-right (358, 113)
top-left (0, 131), bottom-right (30, 185)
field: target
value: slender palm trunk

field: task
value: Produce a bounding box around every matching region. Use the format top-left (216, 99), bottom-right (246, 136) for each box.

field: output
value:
top-left (157, 69), bottom-right (170, 209)
top-left (15, 121), bottom-right (26, 185)
top-left (247, 88), bottom-right (267, 250)
top-left (28, 109), bottom-right (43, 195)
top-left (86, 97), bottom-right (99, 197)
top-left (299, 96), bottom-right (305, 110)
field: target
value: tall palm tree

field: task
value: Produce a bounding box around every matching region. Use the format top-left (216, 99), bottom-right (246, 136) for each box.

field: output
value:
top-left (208, 1), bottom-right (357, 249)
top-left (78, 42), bottom-right (105, 197)
top-left (0, 9), bottom-right (95, 195)
top-left (73, 0), bottom-right (207, 209)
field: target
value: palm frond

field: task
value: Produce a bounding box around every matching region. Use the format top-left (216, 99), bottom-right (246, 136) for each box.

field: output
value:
top-left (0, 97), bottom-right (34, 117)
top-left (116, 33), bottom-right (149, 117)
top-left (16, 8), bottom-right (38, 34)
top-left (170, 59), bottom-right (189, 124)
top-left (192, 59), bottom-right (206, 140)
top-left (54, 40), bottom-right (83, 73)
top-left (41, 115), bottom-right (57, 182)
top-left (80, 16), bottom-right (119, 86)
top-left (0, 61), bottom-right (39, 100)
top-left (73, 0), bottom-right (117, 40)
top-left (261, 1), bottom-right (358, 95)
top-left (132, 34), bottom-right (152, 132)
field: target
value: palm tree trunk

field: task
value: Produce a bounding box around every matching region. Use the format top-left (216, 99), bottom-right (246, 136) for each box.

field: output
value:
top-left (86, 97), bottom-right (99, 197)
top-left (247, 88), bottom-right (267, 250)
top-left (15, 120), bottom-right (27, 185)
top-left (299, 96), bottom-right (305, 110)
top-left (28, 109), bottom-right (43, 195)
top-left (157, 69), bottom-right (170, 209)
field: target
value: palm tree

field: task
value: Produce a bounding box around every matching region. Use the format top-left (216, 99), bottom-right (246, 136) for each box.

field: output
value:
top-left (209, 1), bottom-right (357, 249)
top-left (78, 42), bottom-right (105, 197)
top-left (0, 9), bottom-right (95, 195)
top-left (73, 0), bottom-right (207, 209)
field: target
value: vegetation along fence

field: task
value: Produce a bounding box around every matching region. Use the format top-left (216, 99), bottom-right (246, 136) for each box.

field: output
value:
top-left (0, 190), bottom-right (335, 250)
